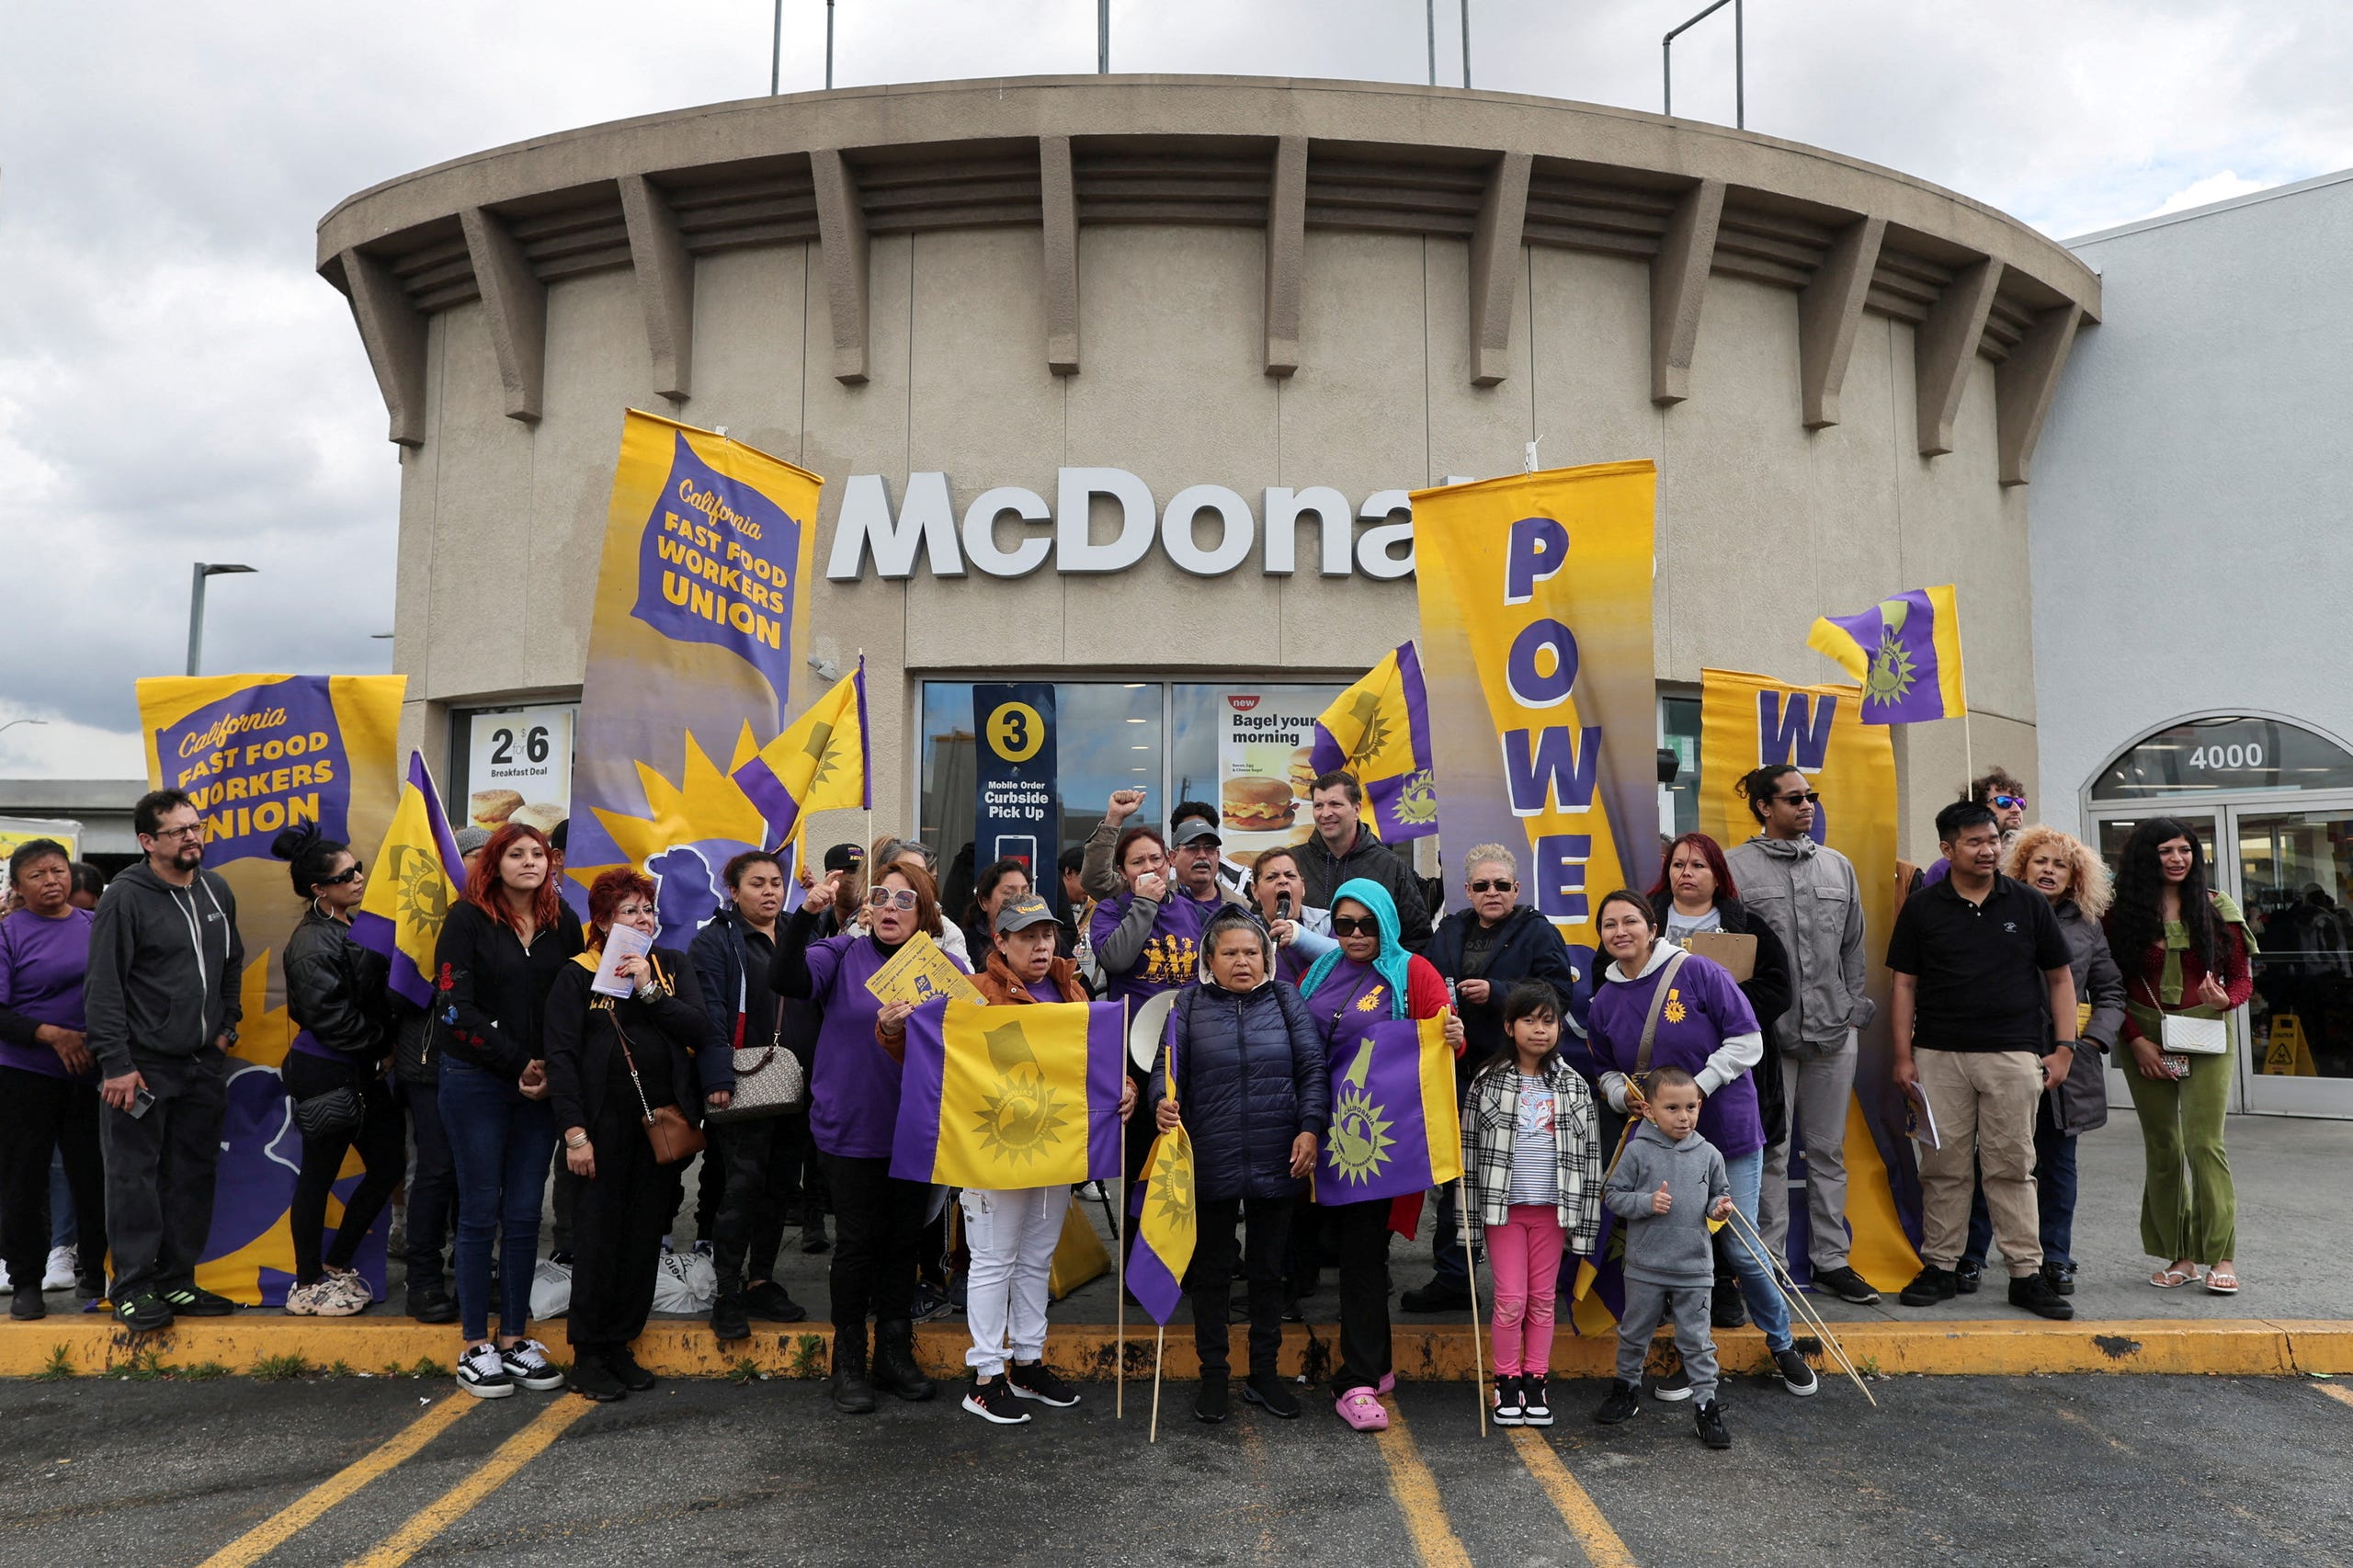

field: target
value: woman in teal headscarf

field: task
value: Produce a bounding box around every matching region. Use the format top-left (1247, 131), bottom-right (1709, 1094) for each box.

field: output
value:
top-left (1299, 878), bottom-right (1462, 1432)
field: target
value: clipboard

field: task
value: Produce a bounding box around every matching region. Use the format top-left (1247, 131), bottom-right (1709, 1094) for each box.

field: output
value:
top-left (863, 931), bottom-right (983, 1006)
top-left (1903, 1083), bottom-right (1940, 1150)
top-left (1679, 929), bottom-right (1756, 983)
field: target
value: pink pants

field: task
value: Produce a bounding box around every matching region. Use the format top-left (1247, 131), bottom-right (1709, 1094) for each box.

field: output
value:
top-left (1486, 1204), bottom-right (1565, 1377)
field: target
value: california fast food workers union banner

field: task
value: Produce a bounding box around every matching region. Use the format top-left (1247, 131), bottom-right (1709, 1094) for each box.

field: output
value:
top-left (1699, 667), bottom-right (1919, 1292)
top-left (1410, 462), bottom-right (1657, 969)
top-left (136, 672), bottom-right (405, 1304)
top-left (566, 411), bottom-right (823, 935)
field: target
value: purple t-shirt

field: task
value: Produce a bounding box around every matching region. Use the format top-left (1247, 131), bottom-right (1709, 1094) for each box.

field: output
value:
top-left (1088, 892), bottom-right (1210, 1009)
top-left (1586, 952), bottom-right (1765, 1157)
top-left (0, 907), bottom-right (97, 1081)
top-left (1023, 978), bottom-right (1063, 1005)
top-left (802, 931), bottom-right (972, 1159)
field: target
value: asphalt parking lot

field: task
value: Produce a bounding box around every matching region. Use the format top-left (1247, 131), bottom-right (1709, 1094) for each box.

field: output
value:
top-left (3, 1367), bottom-right (2348, 1568)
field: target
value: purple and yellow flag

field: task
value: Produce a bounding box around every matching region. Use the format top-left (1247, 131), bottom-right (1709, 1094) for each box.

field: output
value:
top-left (732, 657), bottom-right (869, 850)
top-left (891, 999), bottom-right (1125, 1190)
top-left (353, 751), bottom-right (467, 1008)
top-left (1129, 1119), bottom-right (1198, 1325)
top-left (1806, 585), bottom-right (1966, 725)
top-left (1310, 641), bottom-right (1438, 842)
top-left (1313, 1015), bottom-right (1462, 1206)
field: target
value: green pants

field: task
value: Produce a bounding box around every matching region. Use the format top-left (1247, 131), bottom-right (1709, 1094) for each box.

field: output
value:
top-left (2121, 1043), bottom-right (2235, 1264)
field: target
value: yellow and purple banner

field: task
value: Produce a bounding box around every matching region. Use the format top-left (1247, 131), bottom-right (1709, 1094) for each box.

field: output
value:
top-left (1699, 667), bottom-right (1918, 1291)
top-left (1129, 1119), bottom-right (1198, 1325)
top-left (1310, 641), bottom-right (1438, 843)
top-left (352, 750), bottom-right (466, 1009)
top-left (890, 999), bottom-right (1125, 1190)
top-left (136, 672), bottom-right (405, 1304)
top-left (1806, 585), bottom-right (1967, 725)
top-left (1411, 463), bottom-right (1657, 963)
top-left (1313, 1015), bottom-right (1462, 1206)
top-left (568, 411), bottom-right (824, 936)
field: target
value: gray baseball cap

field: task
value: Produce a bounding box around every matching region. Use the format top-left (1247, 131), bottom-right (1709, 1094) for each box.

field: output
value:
top-left (1172, 818), bottom-right (1222, 846)
top-left (994, 895), bottom-right (1060, 935)
top-left (453, 826), bottom-right (492, 857)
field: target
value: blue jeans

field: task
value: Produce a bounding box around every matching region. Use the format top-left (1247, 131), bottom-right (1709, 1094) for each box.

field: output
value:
top-left (1964, 1109), bottom-right (2078, 1269)
top-left (438, 1058), bottom-right (556, 1342)
top-left (1722, 1147), bottom-right (1792, 1353)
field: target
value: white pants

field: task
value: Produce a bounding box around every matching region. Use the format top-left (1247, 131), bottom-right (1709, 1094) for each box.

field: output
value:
top-left (960, 1185), bottom-right (1069, 1377)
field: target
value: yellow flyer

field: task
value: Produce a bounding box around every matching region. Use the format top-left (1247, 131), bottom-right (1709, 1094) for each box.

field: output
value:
top-left (863, 931), bottom-right (983, 1006)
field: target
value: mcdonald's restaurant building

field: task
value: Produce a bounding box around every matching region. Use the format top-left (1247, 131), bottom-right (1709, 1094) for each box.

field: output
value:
top-left (322, 74), bottom-right (2095, 912)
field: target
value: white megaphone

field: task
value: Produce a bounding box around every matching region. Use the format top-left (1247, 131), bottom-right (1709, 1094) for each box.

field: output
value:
top-left (1127, 988), bottom-right (1178, 1077)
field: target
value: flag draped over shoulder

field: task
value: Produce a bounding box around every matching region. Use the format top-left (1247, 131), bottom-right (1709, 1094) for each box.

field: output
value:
top-left (352, 752), bottom-right (466, 1008)
top-left (1806, 585), bottom-right (1966, 725)
top-left (890, 999), bottom-right (1124, 1189)
top-left (1313, 1016), bottom-right (1461, 1207)
top-left (732, 657), bottom-right (869, 848)
top-left (1310, 641), bottom-right (1438, 842)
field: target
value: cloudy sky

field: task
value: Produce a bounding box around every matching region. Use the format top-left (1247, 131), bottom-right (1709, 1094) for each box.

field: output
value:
top-left (4, 1), bottom-right (2348, 780)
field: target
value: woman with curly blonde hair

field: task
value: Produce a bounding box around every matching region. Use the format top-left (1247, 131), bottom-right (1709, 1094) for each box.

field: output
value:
top-left (1954, 826), bottom-right (2128, 1299)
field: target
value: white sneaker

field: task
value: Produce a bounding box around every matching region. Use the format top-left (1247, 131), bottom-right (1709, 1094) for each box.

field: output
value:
top-left (43, 1246), bottom-right (77, 1291)
top-left (500, 1338), bottom-right (565, 1392)
top-left (324, 1267), bottom-right (374, 1312)
top-left (283, 1279), bottom-right (327, 1317)
top-left (0, 1259), bottom-right (12, 1294)
top-left (457, 1341), bottom-right (515, 1399)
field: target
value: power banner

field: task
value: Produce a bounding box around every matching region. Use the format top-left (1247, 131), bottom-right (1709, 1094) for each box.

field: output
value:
top-left (136, 672), bottom-right (405, 1304)
top-left (972, 683), bottom-right (1058, 884)
top-left (1699, 667), bottom-right (1919, 1290)
top-left (567, 411), bottom-right (824, 937)
top-left (1411, 463), bottom-right (1658, 962)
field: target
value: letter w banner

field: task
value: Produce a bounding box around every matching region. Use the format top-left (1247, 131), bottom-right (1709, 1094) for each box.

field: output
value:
top-left (1313, 1016), bottom-right (1462, 1205)
top-left (567, 410), bottom-right (824, 937)
top-left (353, 750), bottom-right (466, 1008)
top-left (1311, 642), bottom-right (1438, 841)
top-left (1412, 463), bottom-right (1657, 962)
top-left (136, 673), bottom-right (405, 1305)
top-left (1699, 667), bottom-right (1918, 1291)
top-left (890, 999), bottom-right (1126, 1189)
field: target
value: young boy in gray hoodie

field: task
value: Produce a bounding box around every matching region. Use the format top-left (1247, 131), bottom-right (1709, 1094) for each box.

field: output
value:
top-left (1595, 1066), bottom-right (1735, 1449)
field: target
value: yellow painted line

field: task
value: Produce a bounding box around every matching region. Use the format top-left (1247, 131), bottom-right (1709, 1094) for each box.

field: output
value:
top-left (2314, 1382), bottom-right (2353, 1412)
top-left (195, 1396), bottom-right (474, 1568)
top-left (1508, 1428), bottom-right (1638, 1568)
top-left (341, 1396), bottom-right (593, 1568)
top-left (1370, 1403), bottom-right (1473, 1568)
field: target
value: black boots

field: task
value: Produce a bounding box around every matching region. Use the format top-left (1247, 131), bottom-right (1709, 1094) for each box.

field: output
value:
top-left (831, 1323), bottom-right (878, 1415)
top-left (870, 1319), bottom-right (936, 1402)
top-left (711, 1270), bottom-right (751, 1343)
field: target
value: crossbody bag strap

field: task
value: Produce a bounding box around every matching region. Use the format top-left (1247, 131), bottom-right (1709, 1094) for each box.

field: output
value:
top-left (608, 1011), bottom-right (657, 1126)
top-left (1633, 948), bottom-right (1691, 1079)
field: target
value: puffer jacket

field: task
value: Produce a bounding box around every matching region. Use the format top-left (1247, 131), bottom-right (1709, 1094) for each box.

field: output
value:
top-left (2050, 899), bottom-right (2127, 1137)
top-left (1149, 975), bottom-right (1330, 1204)
top-left (1724, 835), bottom-right (1872, 1054)
top-left (283, 905), bottom-right (391, 1060)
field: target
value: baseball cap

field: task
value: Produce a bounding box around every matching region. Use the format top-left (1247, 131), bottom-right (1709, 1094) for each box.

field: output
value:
top-left (1172, 819), bottom-right (1222, 847)
top-left (453, 826), bottom-right (492, 857)
top-left (994, 895), bottom-right (1060, 935)
top-left (823, 842), bottom-right (865, 873)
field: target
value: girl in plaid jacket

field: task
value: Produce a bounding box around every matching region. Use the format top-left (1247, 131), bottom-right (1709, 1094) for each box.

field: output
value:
top-left (1458, 982), bottom-right (1601, 1426)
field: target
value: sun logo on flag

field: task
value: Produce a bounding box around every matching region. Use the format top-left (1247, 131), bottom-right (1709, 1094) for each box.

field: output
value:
top-left (1345, 691), bottom-right (1393, 767)
top-left (1393, 768), bottom-right (1437, 826)
top-left (974, 1022), bottom-right (1072, 1165)
top-left (1152, 1138), bottom-right (1196, 1235)
top-left (1865, 629), bottom-right (1917, 708)
top-left (803, 720), bottom-right (842, 789)
top-left (1327, 1037), bottom-right (1395, 1186)
top-left (388, 844), bottom-right (449, 928)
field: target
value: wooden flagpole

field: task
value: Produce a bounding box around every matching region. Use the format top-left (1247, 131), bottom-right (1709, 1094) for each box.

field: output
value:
top-left (1461, 1176), bottom-right (1487, 1436)
top-left (1149, 1325), bottom-right (1166, 1442)
top-left (1117, 997), bottom-right (1129, 1419)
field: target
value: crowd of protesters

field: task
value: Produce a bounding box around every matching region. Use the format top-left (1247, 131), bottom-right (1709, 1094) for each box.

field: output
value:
top-left (0, 766), bottom-right (2256, 1445)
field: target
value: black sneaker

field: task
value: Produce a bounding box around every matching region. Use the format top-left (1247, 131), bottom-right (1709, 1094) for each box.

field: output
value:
top-left (962, 1374), bottom-right (1031, 1425)
top-left (1954, 1260), bottom-right (1984, 1295)
top-left (1649, 1361), bottom-right (1694, 1403)
top-left (456, 1341), bottom-right (514, 1400)
top-left (162, 1285), bottom-right (237, 1317)
top-left (2042, 1260), bottom-right (2076, 1297)
top-left (608, 1346), bottom-right (657, 1392)
top-left (1195, 1371), bottom-right (1230, 1424)
top-left (1695, 1398), bottom-right (1733, 1449)
top-left (1281, 1296), bottom-right (1307, 1324)
top-left (1772, 1345), bottom-right (1820, 1397)
top-left (1242, 1372), bottom-right (1300, 1419)
top-left (2008, 1271), bottom-right (2075, 1321)
top-left (113, 1291), bottom-right (172, 1334)
top-left (1711, 1279), bottom-right (1749, 1329)
top-left (569, 1353), bottom-right (626, 1403)
top-left (743, 1280), bottom-right (808, 1323)
top-left (12, 1291), bottom-right (46, 1322)
top-left (910, 1282), bottom-right (955, 1323)
top-left (1519, 1374), bottom-right (1553, 1427)
top-left (1593, 1380), bottom-right (1641, 1426)
top-left (501, 1339), bottom-right (566, 1392)
top-left (1898, 1266), bottom-right (1958, 1307)
top-left (1398, 1279), bottom-right (1473, 1313)
top-left (710, 1291), bottom-right (750, 1343)
top-left (405, 1283), bottom-right (458, 1324)
top-left (1492, 1374), bottom-right (1525, 1426)
top-left (1811, 1266), bottom-right (1881, 1306)
top-left (1008, 1360), bottom-right (1081, 1408)
top-left (801, 1217), bottom-right (831, 1255)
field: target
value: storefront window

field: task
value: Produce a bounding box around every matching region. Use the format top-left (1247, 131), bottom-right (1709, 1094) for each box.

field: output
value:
top-left (2092, 715), bottom-right (2353, 800)
top-left (1660, 693), bottom-right (1701, 836)
top-left (918, 682), bottom-right (1163, 874)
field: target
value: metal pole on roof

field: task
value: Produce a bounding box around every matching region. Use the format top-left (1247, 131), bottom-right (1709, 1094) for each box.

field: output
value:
top-left (1460, 0), bottom-right (1471, 88)
top-left (1098, 0), bottom-right (1109, 73)
top-left (1663, 0), bottom-right (1745, 126)
top-left (770, 0), bottom-right (782, 93)
top-left (826, 0), bottom-right (836, 89)
top-left (1427, 0), bottom-right (1437, 85)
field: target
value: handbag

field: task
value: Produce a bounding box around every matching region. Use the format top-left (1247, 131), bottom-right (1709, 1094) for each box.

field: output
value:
top-left (2140, 978), bottom-right (2230, 1056)
top-left (705, 970), bottom-right (805, 1123)
top-left (610, 993), bottom-right (707, 1166)
top-left (291, 1084), bottom-right (365, 1140)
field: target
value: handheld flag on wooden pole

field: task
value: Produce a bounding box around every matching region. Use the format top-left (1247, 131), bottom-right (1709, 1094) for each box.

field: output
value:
top-left (1310, 640), bottom-right (1438, 842)
top-left (889, 1000), bottom-right (1126, 1189)
top-left (1313, 1016), bottom-right (1462, 1206)
top-left (731, 655), bottom-right (869, 850)
top-left (352, 751), bottom-right (466, 1007)
top-left (1805, 585), bottom-right (1966, 726)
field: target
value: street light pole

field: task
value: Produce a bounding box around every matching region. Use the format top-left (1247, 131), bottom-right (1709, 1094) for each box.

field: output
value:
top-left (187, 562), bottom-right (256, 677)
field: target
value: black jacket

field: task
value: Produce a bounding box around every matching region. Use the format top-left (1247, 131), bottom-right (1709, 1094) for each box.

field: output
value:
top-left (1649, 892), bottom-right (1794, 1146)
top-left (1295, 825), bottom-right (1434, 952)
top-left (1148, 978), bottom-right (1330, 1203)
top-left (283, 905), bottom-right (391, 1060)
top-left (431, 899), bottom-right (584, 1078)
top-left (543, 949), bottom-right (717, 1134)
top-left (688, 907), bottom-right (804, 1097)
top-left (84, 860), bottom-right (244, 1078)
top-left (1425, 904), bottom-right (1585, 1079)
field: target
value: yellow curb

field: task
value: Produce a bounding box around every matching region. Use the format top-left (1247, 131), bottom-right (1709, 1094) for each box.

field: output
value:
top-left (6, 1315), bottom-right (2347, 1381)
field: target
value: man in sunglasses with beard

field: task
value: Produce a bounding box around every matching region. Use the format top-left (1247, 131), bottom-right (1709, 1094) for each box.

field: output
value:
top-left (1917, 768), bottom-right (2031, 890)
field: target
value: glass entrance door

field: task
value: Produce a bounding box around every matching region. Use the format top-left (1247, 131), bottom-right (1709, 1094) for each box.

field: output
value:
top-left (2234, 808), bottom-right (2353, 1115)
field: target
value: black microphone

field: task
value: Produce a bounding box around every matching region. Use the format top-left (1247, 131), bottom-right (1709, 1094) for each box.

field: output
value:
top-left (1276, 893), bottom-right (1294, 921)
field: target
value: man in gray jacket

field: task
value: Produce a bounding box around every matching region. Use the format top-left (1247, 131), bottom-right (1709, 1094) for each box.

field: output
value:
top-left (1724, 765), bottom-right (1880, 1306)
top-left (85, 790), bottom-right (245, 1332)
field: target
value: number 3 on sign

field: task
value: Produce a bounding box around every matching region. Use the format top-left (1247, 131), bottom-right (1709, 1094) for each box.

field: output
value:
top-left (988, 702), bottom-right (1045, 763)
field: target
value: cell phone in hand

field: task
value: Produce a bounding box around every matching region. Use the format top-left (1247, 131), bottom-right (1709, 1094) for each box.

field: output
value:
top-left (128, 1087), bottom-right (156, 1119)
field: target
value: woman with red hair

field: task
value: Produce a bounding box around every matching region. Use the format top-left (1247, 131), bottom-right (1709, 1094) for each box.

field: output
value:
top-left (431, 822), bottom-right (583, 1399)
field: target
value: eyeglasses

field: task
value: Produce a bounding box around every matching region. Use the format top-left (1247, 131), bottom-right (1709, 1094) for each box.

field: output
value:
top-left (319, 860), bottom-right (365, 886)
top-left (1991, 794), bottom-right (2028, 810)
top-left (1330, 915), bottom-right (1380, 937)
top-left (614, 902), bottom-right (656, 920)
top-left (1774, 791), bottom-right (1822, 806)
top-left (867, 887), bottom-right (918, 911)
top-left (1468, 879), bottom-right (1517, 893)
top-left (146, 824), bottom-right (203, 842)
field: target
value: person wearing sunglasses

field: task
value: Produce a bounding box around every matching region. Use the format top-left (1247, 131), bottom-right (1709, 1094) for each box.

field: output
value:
top-left (773, 858), bottom-right (970, 1415)
top-left (1403, 845), bottom-right (1584, 1315)
top-left (1918, 769), bottom-right (2031, 890)
top-left (1724, 765), bottom-right (1879, 1307)
top-left (273, 824), bottom-right (403, 1318)
top-left (870, 837), bottom-right (970, 965)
